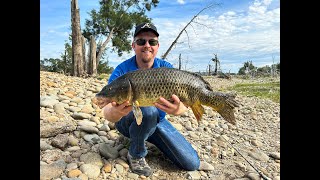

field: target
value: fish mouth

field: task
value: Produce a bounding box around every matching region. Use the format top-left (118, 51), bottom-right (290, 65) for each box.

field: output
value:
top-left (92, 96), bottom-right (111, 109)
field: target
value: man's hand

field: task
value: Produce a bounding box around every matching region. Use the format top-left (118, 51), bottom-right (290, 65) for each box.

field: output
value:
top-left (154, 94), bottom-right (188, 116)
top-left (103, 101), bottom-right (132, 123)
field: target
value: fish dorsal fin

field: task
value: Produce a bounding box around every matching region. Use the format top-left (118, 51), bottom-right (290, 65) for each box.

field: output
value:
top-left (179, 69), bottom-right (213, 91)
top-left (190, 100), bottom-right (205, 121)
top-left (192, 74), bottom-right (213, 91)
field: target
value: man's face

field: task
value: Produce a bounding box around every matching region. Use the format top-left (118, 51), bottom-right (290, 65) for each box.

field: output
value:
top-left (132, 31), bottom-right (159, 64)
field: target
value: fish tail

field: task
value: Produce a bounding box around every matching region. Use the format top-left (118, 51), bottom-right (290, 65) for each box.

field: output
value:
top-left (204, 91), bottom-right (239, 125)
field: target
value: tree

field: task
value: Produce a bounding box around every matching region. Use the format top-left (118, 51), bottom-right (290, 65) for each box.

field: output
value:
top-left (178, 53), bottom-right (182, 70)
top-left (97, 60), bottom-right (114, 74)
top-left (238, 60), bottom-right (255, 75)
top-left (161, 2), bottom-right (220, 59)
top-left (257, 65), bottom-right (271, 76)
top-left (237, 60), bottom-right (280, 77)
top-left (88, 35), bottom-right (97, 75)
top-left (211, 53), bottom-right (220, 75)
top-left (276, 62), bottom-right (280, 73)
top-left (71, 0), bottom-right (84, 77)
top-left (40, 58), bottom-right (65, 73)
top-left (40, 59), bottom-right (47, 71)
top-left (41, 39), bottom-right (73, 74)
top-left (60, 41), bottom-right (73, 75)
top-left (82, 0), bottom-right (159, 74)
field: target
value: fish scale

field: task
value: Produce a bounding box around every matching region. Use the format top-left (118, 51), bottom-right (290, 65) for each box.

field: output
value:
top-left (94, 67), bottom-right (239, 125)
top-left (129, 68), bottom-right (195, 104)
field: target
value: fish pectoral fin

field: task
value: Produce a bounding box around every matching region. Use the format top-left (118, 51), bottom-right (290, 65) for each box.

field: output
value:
top-left (190, 100), bottom-right (205, 121)
top-left (132, 101), bottom-right (143, 125)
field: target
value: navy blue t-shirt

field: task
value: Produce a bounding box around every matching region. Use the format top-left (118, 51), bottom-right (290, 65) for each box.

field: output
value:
top-left (108, 55), bottom-right (173, 120)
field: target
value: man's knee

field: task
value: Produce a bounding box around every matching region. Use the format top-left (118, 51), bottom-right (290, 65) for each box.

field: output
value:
top-left (180, 156), bottom-right (200, 171)
top-left (141, 107), bottom-right (159, 120)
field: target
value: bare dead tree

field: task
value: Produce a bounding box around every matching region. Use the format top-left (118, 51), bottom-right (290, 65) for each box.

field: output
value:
top-left (161, 2), bottom-right (220, 59)
top-left (63, 48), bottom-right (67, 74)
top-left (178, 53), bottom-right (182, 70)
top-left (271, 54), bottom-right (277, 77)
top-left (88, 35), bottom-right (97, 76)
top-left (71, 0), bottom-right (84, 77)
top-left (211, 53), bottom-right (220, 75)
top-left (82, 36), bottom-right (87, 74)
top-left (184, 57), bottom-right (190, 71)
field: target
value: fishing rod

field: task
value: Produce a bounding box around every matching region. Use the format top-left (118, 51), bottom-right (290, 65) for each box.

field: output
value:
top-left (219, 135), bottom-right (272, 180)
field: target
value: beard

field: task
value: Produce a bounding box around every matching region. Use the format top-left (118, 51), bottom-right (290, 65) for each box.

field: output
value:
top-left (140, 49), bottom-right (154, 63)
top-left (141, 56), bottom-right (153, 63)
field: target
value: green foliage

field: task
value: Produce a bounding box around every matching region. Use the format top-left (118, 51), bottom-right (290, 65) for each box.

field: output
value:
top-left (257, 65), bottom-right (271, 73)
top-left (41, 37), bottom-right (115, 75)
top-left (40, 56), bottom-right (114, 75)
top-left (60, 41), bottom-right (73, 74)
top-left (41, 39), bottom-right (71, 72)
top-left (40, 58), bottom-right (66, 73)
top-left (40, 59), bottom-right (47, 71)
top-left (82, 0), bottom-right (159, 57)
top-left (238, 60), bottom-right (255, 75)
top-left (238, 60), bottom-right (280, 77)
top-left (97, 60), bottom-right (114, 74)
top-left (40, 41), bottom-right (73, 74)
top-left (97, 73), bottom-right (110, 81)
top-left (276, 62), bottom-right (280, 71)
top-left (227, 81), bottom-right (280, 103)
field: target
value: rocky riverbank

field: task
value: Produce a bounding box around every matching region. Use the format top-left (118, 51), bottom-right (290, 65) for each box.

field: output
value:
top-left (40, 71), bottom-right (280, 180)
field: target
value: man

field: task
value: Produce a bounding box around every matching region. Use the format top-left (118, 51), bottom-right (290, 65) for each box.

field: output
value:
top-left (102, 22), bottom-right (200, 177)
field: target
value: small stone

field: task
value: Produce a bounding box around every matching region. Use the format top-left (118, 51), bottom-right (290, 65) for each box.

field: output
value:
top-left (67, 169), bottom-right (82, 178)
top-left (269, 152), bottom-right (280, 160)
top-left (199, 161), bottom-right (214, 171)
top-left (103, 162), bottom-right (112, 173)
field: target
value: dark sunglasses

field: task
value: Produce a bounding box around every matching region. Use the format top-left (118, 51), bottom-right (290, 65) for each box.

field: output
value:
top-left (134, 39), bottom-right (159, 46)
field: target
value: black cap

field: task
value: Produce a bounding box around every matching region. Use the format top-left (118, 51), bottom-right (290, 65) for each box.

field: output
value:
top-left (134, 23), bottom-right (159, 37)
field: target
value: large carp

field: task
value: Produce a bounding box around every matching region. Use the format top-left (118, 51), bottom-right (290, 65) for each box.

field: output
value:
top-left (94, 67), bottom-right (239, 125)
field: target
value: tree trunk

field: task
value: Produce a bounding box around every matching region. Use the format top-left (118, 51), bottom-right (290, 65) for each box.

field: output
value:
top-left (214, 56), bottom-right (218, 75)
top-left (212, 53), bottom-right (220, 75)
top-left (71, 0), bottom-right (83, 77)
top-left (96, 28), bottom-right (114, 68)
top-left (82, 36), bottom-right (87, 74)
top-left (89, 35), bottom-right (97, 76)
top-left (178, 53), bottom-right (182, 70)
top-left (64, 49), bottom-right (67, 74)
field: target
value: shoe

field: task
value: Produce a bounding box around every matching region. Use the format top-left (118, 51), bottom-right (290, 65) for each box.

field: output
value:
top-left (127, 152), bottom-right (153, 177)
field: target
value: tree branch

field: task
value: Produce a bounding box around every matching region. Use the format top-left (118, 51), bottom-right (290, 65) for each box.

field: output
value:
top-left (161, 2), bottom-right (220, 59)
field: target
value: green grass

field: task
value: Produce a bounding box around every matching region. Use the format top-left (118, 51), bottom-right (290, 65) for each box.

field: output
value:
top-left (226, 81), bottom-right (280, 103)
top-left (96, 73), bottom-right (110, 80)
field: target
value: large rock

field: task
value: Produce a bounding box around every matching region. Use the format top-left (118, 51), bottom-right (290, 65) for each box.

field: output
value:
top-left (40, 117), bottom-right (77, 138)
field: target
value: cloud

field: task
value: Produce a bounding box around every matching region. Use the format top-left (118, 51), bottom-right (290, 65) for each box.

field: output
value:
top-left (177, 0), bottom-right (185, 5)
top-left (40, 0), bottom-right (279, 73)
top-left (147, 0), bottom-right (279, 73)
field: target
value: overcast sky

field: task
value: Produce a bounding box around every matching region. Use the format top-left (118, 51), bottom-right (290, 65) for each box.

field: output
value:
top-left (40, 0), bottom-right (280, 73)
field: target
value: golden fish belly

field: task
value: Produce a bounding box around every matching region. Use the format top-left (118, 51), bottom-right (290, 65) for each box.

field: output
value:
top-left (131, 91), bottom-right (180, 106)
